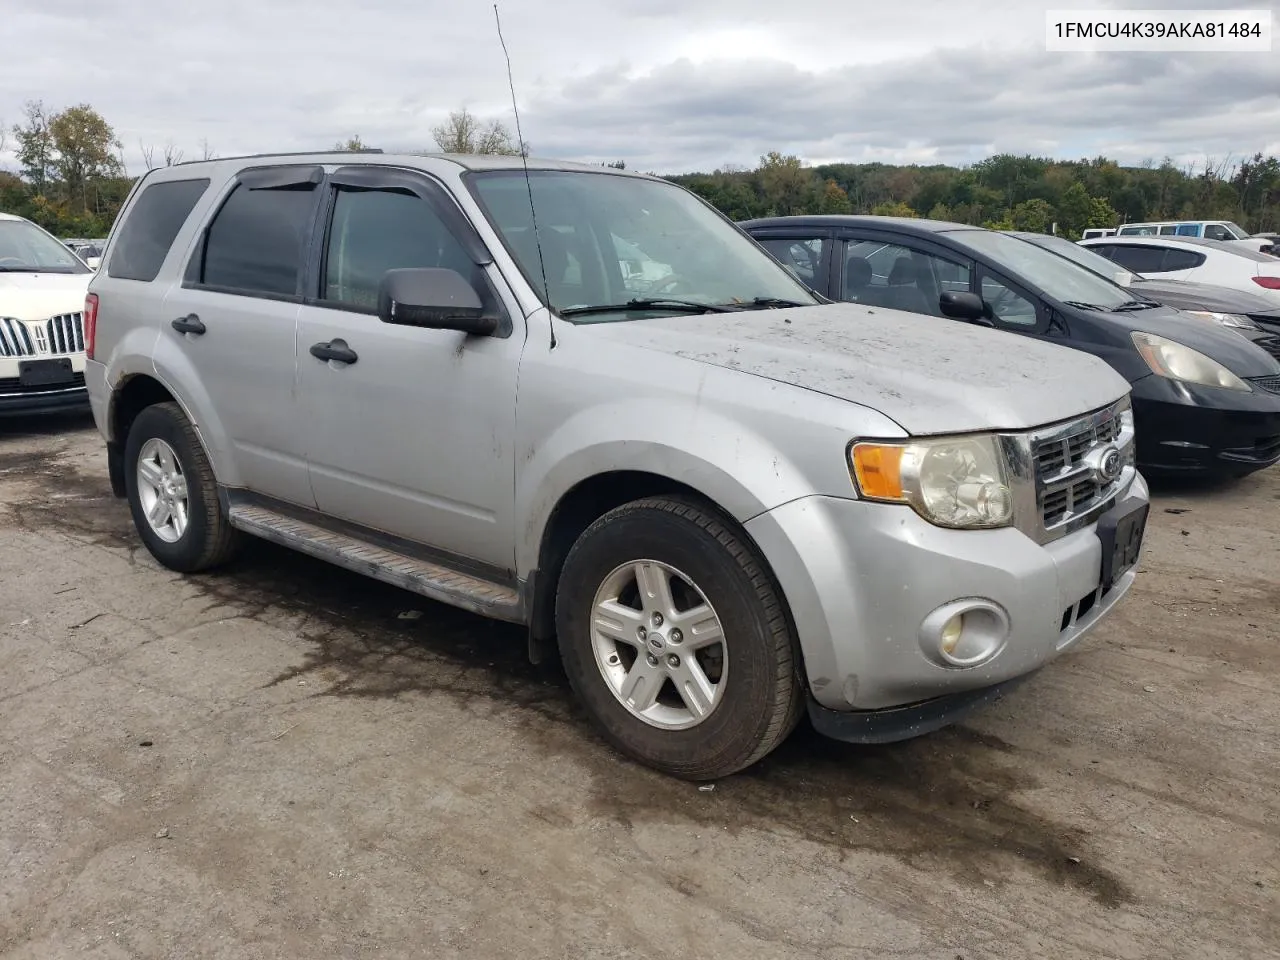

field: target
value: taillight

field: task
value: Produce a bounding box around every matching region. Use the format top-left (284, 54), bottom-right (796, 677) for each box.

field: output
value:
top-left (1252, 276), bottom-right (1280, 290)
top-left (84, 293), bottom-right (99, 359)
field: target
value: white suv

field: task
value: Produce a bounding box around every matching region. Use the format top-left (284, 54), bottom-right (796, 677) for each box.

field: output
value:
top-left (0, 212), bottom-right (94, 416)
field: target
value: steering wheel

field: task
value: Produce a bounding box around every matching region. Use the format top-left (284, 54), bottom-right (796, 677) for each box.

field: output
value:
top-left (0, 257), bottom-right (25, 267)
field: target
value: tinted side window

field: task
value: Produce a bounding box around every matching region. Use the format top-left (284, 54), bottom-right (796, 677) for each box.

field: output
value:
top-left (1106, 244), bottom-right (1169, 273)
top-left (756, 237), bottom-right (828, 288)
top-left (1162, 249), bottom-right (1206, 271)
top-left (1204, 224), bottom-right (1230, 241)
top-left (842, 240), bottom-right (969, 317)
top-left (196, 183), bottom-right (317, 296)
top-left (979, 271), bottom-right (1039, 327)
top-left (107, 178), bottom-right (210, 282)
top-left (323, 188), bottom-right (474, 310)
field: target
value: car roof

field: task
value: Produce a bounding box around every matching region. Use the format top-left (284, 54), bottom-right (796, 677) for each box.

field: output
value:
top-left (0, 212), bottom-right (28, 222)
top-left (739, 214), bottom-right (983, 236)
top-left (154, 150), bottom-right (657, 180)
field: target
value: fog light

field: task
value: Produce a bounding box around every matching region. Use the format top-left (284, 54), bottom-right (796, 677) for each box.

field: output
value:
top-left (919, 599), bottom-right (1010, 668)
top-left (940, 615), bottom-right (963, 656)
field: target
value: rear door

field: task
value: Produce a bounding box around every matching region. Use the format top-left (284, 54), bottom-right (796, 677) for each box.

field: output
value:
top-left (157, 165), bottom-right (323, 507)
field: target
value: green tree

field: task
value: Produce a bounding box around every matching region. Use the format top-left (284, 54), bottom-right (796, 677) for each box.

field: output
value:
top-left (333, 135), bottom-right (371, 151)
top-left (47, 104), bottom-right (124, 215)
top-left (12, 100), bottom-right (55, 193)
top-left (757, 151), bottom-right (816, 216)
top-left (870, 200), bottom-right (917, 218)
top-left (1087, 195), bottom-right (1119, 229)
top-left (430, 108), bottom-right (526, 156)
top-left (1055, 182), bottom-right (1095, 237)
top-left (1010, 198), bottom-right (1053, 233)
top-left (819, 178), bottom-right (852, 214)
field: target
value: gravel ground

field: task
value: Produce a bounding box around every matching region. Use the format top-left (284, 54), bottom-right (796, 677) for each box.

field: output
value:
top-left (1, 411), bottom-right (1277, 960)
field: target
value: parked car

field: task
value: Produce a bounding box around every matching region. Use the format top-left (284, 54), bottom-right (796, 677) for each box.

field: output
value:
top-left (65, 240), bottom-right (106, 269)
top-left (87, 152), bottom-right (1148, 780)
top-left (1007, 230), bottom-right (1280, 350)
top-left (1114, 220), bottom-right (1250, 241)
top-left (742, 215), bottom-right (1280, 479)
top-left (0, 212), bottom-right (94, 416)
top-left (1081, 228), bottom-right (1117, 240)
top-left (1079, 235), bottom-right (1280, 306)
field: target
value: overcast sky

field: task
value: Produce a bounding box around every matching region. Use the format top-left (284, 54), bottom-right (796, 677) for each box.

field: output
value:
top-left (2, 0), bottom-right (1277, 176)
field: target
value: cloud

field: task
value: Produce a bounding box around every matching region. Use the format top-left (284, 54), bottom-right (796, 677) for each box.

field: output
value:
top-left (0, 0), bottom-right (1275, 176)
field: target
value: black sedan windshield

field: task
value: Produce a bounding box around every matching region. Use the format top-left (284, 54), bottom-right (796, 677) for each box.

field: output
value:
top-left (467, 170), bottom-right (820, 320)
top-left (949, 229), bottom-right (1134, 311)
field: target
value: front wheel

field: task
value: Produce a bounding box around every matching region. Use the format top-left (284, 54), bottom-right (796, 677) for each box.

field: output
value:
top-left (555, 496), bottom-right (804, 780)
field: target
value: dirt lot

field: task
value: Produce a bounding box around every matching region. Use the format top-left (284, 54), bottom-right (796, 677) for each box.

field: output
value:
top-left (1, 411), bottom-right (1277, 960)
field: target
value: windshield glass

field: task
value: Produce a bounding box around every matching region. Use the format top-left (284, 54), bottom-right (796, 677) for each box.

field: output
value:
top-left (1223, 222), bottom-right (1250, 239)
top-left (948, 229), bottom-right (1135, 310)
top-left (1017, 233), bottom-right (1142, 285)
top-left (466, 170), bottom-right (819, 319)
top-left (0, 220), bottom-right (91, 274)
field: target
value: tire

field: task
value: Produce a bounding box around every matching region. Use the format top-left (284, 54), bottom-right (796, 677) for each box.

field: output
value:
top-left (124, 401), bottom-right (242, 572)
top-left (555, 496), bottom-right (805, 780)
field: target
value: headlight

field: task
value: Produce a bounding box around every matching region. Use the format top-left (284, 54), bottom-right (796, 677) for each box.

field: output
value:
top-left (1131, 331), bottom-right (1252, 392)
top-left (1181, 310), bottom-right (1259, 330)
top-left (849, 434), bottom-right (1012, 529)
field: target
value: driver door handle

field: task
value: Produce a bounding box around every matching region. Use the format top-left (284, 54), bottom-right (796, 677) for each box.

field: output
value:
top-left (171, 314), bottom-right (206, 335)
top-left (309, 339), bottom-right (358, 365)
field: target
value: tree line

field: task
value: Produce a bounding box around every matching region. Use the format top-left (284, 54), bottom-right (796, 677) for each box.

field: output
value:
top-left (3, 101), bottom-right (1278, 242)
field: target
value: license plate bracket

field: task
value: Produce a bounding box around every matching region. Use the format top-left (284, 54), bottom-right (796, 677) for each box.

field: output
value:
top-left (1096, 498), bottom-right (1149, 592)
top-left (18, 358), bottom-right (74, 387)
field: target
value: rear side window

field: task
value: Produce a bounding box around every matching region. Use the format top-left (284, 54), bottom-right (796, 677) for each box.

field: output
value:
top-left (1106, 244), bottom-right (1169, 273)
top-left (107, 178), bottom-right (210, 282)
top-left (1162, 249), bottom-right (1206, 271)
top-left (193, 182), bottom-right (317, 297)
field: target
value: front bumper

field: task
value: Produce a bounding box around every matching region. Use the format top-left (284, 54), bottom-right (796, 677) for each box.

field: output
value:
top-left (744, 474), bottom-right (1148, 715)
top-left (0, 358), bottom-right (90, 417)
top-left (1130, 374), bottom-right (1280, 476)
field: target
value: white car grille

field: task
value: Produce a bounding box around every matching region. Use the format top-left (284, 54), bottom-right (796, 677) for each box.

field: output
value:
top-left (0, 313), bottom-right (85, 358)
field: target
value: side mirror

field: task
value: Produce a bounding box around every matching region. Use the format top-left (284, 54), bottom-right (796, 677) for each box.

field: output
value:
top-left (377, 268), bottom-right (498, 336)
top-left (939, 291), bottom-right (994, 326)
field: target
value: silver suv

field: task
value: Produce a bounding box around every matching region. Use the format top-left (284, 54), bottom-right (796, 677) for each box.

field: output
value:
top-left (84, 152), bottom-right (1149, 779)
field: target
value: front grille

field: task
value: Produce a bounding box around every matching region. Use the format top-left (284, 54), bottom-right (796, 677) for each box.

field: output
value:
top-left (1031, 403), bottom-right (1128, 530)
top-left (0, 314), bottom-right (85, 357)
top-left (0, 372), bottom-right (86, 395)
top-left (0, 317), bottom-right (35, 357)
top-left (1247, 374), bottom-right (1280, 395)
top-left (45, 313), bottom-right (85, 353)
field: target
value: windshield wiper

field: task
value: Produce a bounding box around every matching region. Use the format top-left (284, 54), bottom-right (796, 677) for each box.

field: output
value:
top-left (557, 298), bottom-right (737, 318)
top-left (1062, 300), bottom-right (1112, 312)
top-left (736, 297), bottom-right (812, 309)
top-left (1110, 299), bottom-right (1162, 312)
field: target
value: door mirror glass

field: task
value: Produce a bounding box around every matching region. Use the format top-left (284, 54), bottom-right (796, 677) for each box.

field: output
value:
top-left (377, 268), bottom-right (496, 335)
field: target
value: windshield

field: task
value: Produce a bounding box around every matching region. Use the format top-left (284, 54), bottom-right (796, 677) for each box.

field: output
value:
top-left (948, 229), bottom-right (1136, 310)
top-left (1016, 233), bottom-right (1142, 285)
top-left (466, 170), bottom-right (819, 320)
top-left (1224, 222), bottom-right (1250, 239)
top-left (0, 220), bottom-right (91, 274)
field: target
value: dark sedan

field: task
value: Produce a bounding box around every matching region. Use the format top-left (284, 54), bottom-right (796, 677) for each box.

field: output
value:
top-left (740, 215), bottom-right (1280, 479)
top-left (1006, 230), bottom-right (1280, 351)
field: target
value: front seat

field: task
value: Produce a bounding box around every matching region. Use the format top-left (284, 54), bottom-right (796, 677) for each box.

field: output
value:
top-left (844, 257), bottom-right (875, 303)
top-left (883, 258), bottom-right (933, 316)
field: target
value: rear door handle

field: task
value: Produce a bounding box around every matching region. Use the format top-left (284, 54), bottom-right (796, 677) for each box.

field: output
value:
top-left (309, 339), bottom-right (358, 365)
top-left (171, 314), bottom-right (206, 335)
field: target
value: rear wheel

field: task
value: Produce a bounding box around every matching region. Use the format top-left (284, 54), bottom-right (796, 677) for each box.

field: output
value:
top-left (556, 496), bottom-right (804, 780)
top-left (124, 402), bottom-right (242, 572)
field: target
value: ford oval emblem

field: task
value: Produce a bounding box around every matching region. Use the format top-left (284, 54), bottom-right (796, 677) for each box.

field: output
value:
top-left (1097, 446), bottom-right (1122, 482)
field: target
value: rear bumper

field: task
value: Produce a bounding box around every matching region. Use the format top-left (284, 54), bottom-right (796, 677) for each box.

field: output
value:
top-left (1131, 374), bottom-right (1280, 476)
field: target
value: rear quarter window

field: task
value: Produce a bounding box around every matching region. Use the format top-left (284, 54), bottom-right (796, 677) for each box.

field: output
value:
top-left (107, 178), bottom-right (211, 282)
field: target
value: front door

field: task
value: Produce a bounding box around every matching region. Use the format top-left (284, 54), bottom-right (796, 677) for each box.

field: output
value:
top-left (295, 168), bottom-right (524, 574)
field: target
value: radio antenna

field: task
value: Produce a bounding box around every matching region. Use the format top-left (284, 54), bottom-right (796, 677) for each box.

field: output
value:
top-left (494, 4), bottom-right (555, 349)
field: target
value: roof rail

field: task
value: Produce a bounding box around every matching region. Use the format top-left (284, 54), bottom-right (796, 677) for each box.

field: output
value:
top-left (171, 148), bottom-right (386, 168)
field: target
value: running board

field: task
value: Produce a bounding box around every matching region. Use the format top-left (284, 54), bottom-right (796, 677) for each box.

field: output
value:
top-left (226, 503), bottom-right (524, 623)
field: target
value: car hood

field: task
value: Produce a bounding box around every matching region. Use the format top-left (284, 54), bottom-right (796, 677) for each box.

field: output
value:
top-left (0, 272), bottom-right (92, 322)
top-left (587, 302), bottom-right (1130, 435)
top-left (1088, 303), bottom-right (1280, 378)
top-left (1132, 277), bottom-right (1279, 315)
